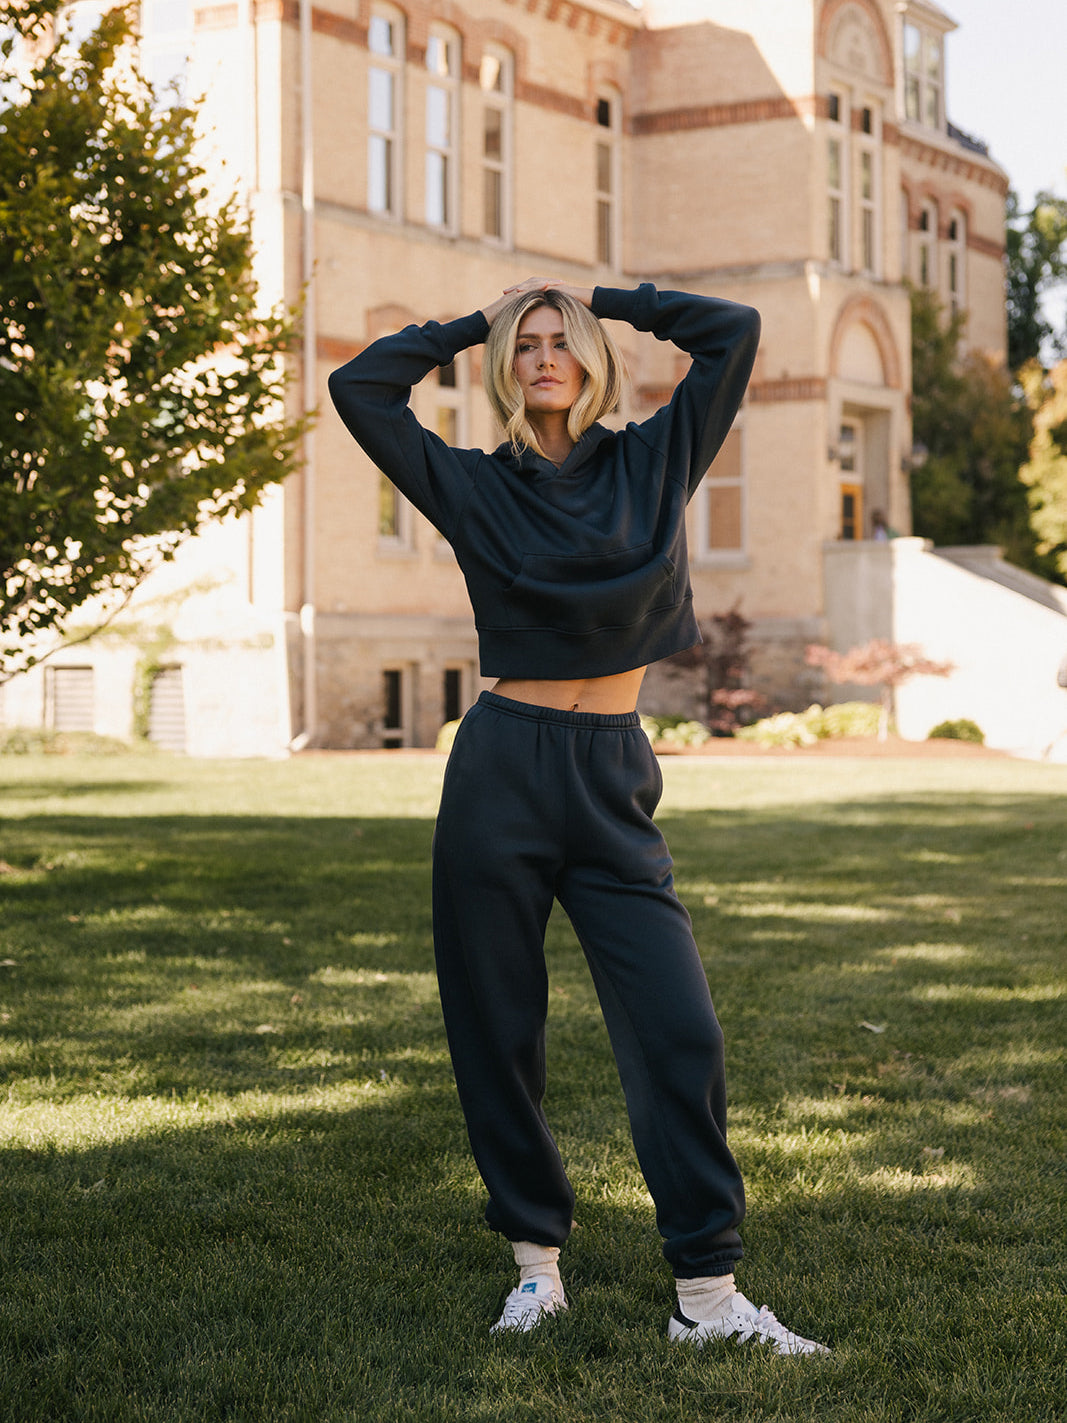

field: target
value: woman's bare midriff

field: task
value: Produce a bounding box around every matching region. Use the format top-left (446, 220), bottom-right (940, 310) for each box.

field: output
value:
top-left (492, 667), bottom-right (647, 715)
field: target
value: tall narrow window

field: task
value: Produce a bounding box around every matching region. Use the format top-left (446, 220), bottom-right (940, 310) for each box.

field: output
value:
top-left (838, 420), bottom-right (862, 541)
top-left (595, 93), bottom-right (620, 267)
top-left (857, 108), bottom-right (880, 277)
top-left (140, 0), bottom-right (193, 98)
top-left (480, 45), bottom-right (512, 243)
top-left (410, 352), bottom-right (467, 455)
top-left (378, 474), bottom-right (400, 539)
top-left (368, 7), bottom-right (403, 216)
top-left (443, 667), bottom-right (464, 724)
top-left (426, 27), bottom-right (459, 230)
top-left (903, 20), bottom-right (943, 131)
top-left (947, 210), bottom-right (966, 315)
top-left (382, 669), bottom-right (405, 748)
top-left (917, 200), bottom-right (937, 289)
top-left (827, 92), bottom-right (847, 267)
top-left (696, 427), bottom-right (745, 560)
top-left (147, 667), bottom-right (187, 753)
top-left (860, 153), bottom-right (875, 272)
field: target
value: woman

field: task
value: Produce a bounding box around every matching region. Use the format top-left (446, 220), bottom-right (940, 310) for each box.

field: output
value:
top-left (329, 278), bottom-right (827, 1355)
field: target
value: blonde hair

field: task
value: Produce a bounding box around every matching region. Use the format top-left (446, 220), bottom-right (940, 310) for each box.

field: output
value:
top-left (482, 290), bottom-right (623, 457)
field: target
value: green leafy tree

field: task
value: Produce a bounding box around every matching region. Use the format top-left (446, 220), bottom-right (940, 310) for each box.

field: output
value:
top-left (1007, 189), bottom-right (1067, 370)
top-left (908, 286), bottom-right (1051, 576)
top-left (0, 2), bottom-right (304, 679)
top-left (1019, 360), bottom-right (1067, 579)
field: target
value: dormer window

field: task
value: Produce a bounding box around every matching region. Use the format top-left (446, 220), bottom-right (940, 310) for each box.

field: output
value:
top-left (903, 20), bottom-right (943, 130)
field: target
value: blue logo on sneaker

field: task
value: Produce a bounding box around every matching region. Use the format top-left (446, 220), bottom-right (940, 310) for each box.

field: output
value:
top-left (520, 1281), bottom-right (538, 1294)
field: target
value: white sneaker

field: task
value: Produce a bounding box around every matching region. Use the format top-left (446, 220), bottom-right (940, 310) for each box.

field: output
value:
top-left (490, 1276), bottom-right (567, 1334)
top-left (667, 1291), bottom-right (830, 1356)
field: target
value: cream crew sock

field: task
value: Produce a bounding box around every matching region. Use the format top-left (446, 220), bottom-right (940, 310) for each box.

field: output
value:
top-left (511, 1241), bottom-right (563, 1294)
top-left (676, 1272), bottom-right (736, 1323)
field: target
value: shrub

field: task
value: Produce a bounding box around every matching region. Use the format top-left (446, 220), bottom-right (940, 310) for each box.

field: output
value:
top-left (736, 701), bottom-right (884, 747)
top-left (0, 728), bottom-right (143, 756)
top-left (640, 715), bottom-right (711, 749)
top-left (735, 709), bottom-right (821, 747)
top-left (928, 718), bottom-right (985, 744)
top-left (816, 701), bottom-right (883, 739)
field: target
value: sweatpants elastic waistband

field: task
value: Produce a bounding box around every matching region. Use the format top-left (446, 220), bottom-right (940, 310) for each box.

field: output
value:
top-left (477, 690), bottom-right (642, 731)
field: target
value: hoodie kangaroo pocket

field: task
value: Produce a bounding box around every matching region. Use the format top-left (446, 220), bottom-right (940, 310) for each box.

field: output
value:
top-left (502, 544), bottom-right (677, 634)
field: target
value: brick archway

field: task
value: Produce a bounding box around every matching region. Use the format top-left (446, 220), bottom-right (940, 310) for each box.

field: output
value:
top-left (830, 295), bottom-right (902, 389)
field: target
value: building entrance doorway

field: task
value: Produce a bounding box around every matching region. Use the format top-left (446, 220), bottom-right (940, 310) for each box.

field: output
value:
top-left (838, 419), bottom-right (864, 540)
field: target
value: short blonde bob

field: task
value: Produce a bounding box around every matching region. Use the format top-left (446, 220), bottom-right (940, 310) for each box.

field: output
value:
top-left (482, 289), bottom-right (624, 457)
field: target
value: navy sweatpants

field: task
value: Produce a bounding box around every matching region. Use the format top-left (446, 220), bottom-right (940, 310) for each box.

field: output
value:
top-left (431, 691), bottom-right (745, 1278)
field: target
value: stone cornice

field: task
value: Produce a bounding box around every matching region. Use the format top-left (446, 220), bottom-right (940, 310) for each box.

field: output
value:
top-left (196, 0), bottom-right (638, 45)
top-left (898, 126), bottom-right (1010, 196)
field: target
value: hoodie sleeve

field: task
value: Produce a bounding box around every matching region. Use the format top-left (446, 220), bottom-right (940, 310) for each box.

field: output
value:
top-left (591, 285), bottom-right (761, 499)
top-left (327, 309), bottom-right (490, 538)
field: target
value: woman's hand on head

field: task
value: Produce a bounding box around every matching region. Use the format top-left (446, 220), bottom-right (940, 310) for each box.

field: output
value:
top-left (482, 277), bottom-right (594, 325)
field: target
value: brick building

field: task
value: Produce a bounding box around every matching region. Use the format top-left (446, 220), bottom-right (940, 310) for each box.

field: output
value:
top-left (12, 0), bottom-right (1059, 756)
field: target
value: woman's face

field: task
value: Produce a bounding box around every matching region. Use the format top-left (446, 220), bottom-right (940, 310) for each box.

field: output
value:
top-left (512, 306), bottom-right (585, 416)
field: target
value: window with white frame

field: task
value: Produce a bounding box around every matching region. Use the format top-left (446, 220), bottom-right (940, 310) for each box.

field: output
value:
top-left (595, 92), bottom-right (620, 267)
top-left (480, 45), bottom-right (512, 243)
top-left (139, 0), bottom-right (193, 98)
top-left (0, 14), bottom-right (27, 107)
top-left (947, 209), bottom-right (966, 314)
top-left (425, 26), bottom-right (459, 230)
top-left (903, 20), bottom-right (943, 131)
top-left (827, 90), bottom-right (847, 266)
top-left (857, 104), bottom-right (880, 276)
top-left (432, 354), bottom-right (467, 449)
top-left (695, 426), bottom-right (745, 560)
top-left (378, 473), bottom-right (412, 549)
top-left (368, 6), bottom-right (403, 217)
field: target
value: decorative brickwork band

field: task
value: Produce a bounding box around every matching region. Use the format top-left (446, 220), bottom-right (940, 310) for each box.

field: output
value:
top-left (748, 377), bottom-right (828, 404)
top-left (967, 232), bottom-right (1006, 260)
top-left (631, 95), bottom-right (822, 137)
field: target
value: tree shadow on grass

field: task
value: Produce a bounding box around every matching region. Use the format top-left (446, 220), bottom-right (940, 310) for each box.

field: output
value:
top-left (0, 779), bottom-right (176, 803)
top-left (2, 791), bottom-right (1065, 1418)
top-left (2, 1076), bottom-right (1064, 1423)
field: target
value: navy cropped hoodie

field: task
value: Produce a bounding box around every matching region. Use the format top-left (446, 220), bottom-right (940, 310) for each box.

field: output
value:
top-left (328, 284), bottom-right (761, 679)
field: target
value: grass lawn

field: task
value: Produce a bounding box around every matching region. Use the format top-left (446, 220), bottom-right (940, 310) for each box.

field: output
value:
top-left (1, 749), bottom-right (1065, 1422)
